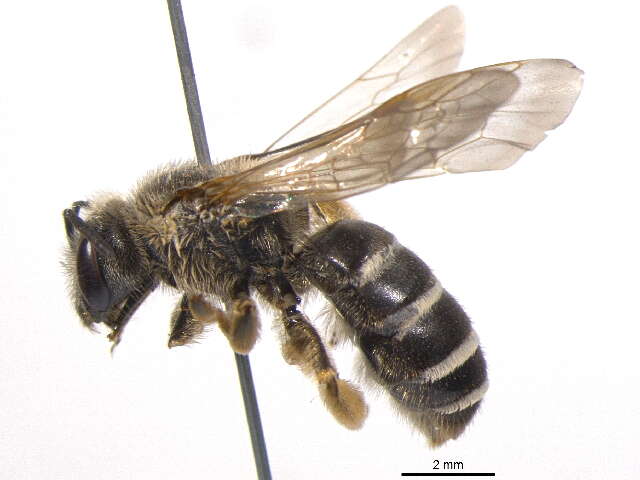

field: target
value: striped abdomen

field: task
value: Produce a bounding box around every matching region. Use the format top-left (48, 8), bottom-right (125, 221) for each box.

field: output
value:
top-left (297, 219), bottom-right (488, 446)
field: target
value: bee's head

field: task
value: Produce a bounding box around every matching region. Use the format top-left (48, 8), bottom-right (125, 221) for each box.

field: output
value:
top-left (62, 196), bottom-right (156, 347)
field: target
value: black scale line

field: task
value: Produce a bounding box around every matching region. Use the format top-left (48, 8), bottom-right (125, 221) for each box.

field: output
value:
top-left (401, 473), bottom-right (496, 477)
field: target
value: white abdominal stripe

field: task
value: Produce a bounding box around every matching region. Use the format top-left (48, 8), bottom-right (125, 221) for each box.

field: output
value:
top-left (356, 240), bottom-right (485, 392)
top-left (356, 240), bottom-right (446, 337)
top-left (422, 330), bottom-right (480, 382)
top-left (433, 379), bottom-right (488, 414)
top-left (300, 219), bottom-right (488, 443)
top-left (357, 240), bottom-right (399, 287)
top-left (391, 281), bottom-right (444, 340)
top-left (398, 329), bottom-right (486, 414)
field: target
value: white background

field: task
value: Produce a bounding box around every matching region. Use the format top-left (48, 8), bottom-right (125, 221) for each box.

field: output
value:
top-left (1, 1), bottom-right (638, 479)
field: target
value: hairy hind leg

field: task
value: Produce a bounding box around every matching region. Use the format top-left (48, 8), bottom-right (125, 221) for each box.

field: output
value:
top-left (260, 274), bottom-right (367, 430)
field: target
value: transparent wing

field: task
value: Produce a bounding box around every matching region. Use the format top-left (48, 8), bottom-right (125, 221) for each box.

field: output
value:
top-left (174, 59), bottom-right (582, 218)
top-left (265, 6), bottom-right (465, 151)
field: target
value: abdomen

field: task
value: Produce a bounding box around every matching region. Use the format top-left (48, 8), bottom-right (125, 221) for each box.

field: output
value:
top-left (296, 219), bottom-right (488, 446)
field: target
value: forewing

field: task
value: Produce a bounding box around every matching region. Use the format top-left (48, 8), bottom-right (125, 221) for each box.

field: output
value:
top-left (184, 59), bottom-right (581, 218)
top-left (265, 6), bottom-right (465, 151)
top-left (434, 59), bottom-right (583, 173)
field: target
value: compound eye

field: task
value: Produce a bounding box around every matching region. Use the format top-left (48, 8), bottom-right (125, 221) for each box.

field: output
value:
top-left (76, 238), bottom-right (111, 313)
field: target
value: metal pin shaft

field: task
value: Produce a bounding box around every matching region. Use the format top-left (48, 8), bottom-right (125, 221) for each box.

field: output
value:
top-left (166, 2), bottom-right (272, 479)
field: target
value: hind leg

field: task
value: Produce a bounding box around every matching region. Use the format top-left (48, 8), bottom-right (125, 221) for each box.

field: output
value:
top-left (259, 273), bottom-right (367, 430)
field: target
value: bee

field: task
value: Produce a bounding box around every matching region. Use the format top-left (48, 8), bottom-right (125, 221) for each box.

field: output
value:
top-left (62, 6), bottom-right (582, 447)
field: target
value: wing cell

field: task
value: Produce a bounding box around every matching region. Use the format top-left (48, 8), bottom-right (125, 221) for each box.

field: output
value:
top-left (266, 6), bottom-right (465, 151)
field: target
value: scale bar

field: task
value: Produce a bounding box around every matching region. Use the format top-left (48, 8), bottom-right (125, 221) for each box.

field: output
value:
top-left (401, 473), bottom-right (495, 477)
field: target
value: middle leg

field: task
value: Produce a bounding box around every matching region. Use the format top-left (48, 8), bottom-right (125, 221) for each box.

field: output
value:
top-left (168, 277), bottom-right (260, 354)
